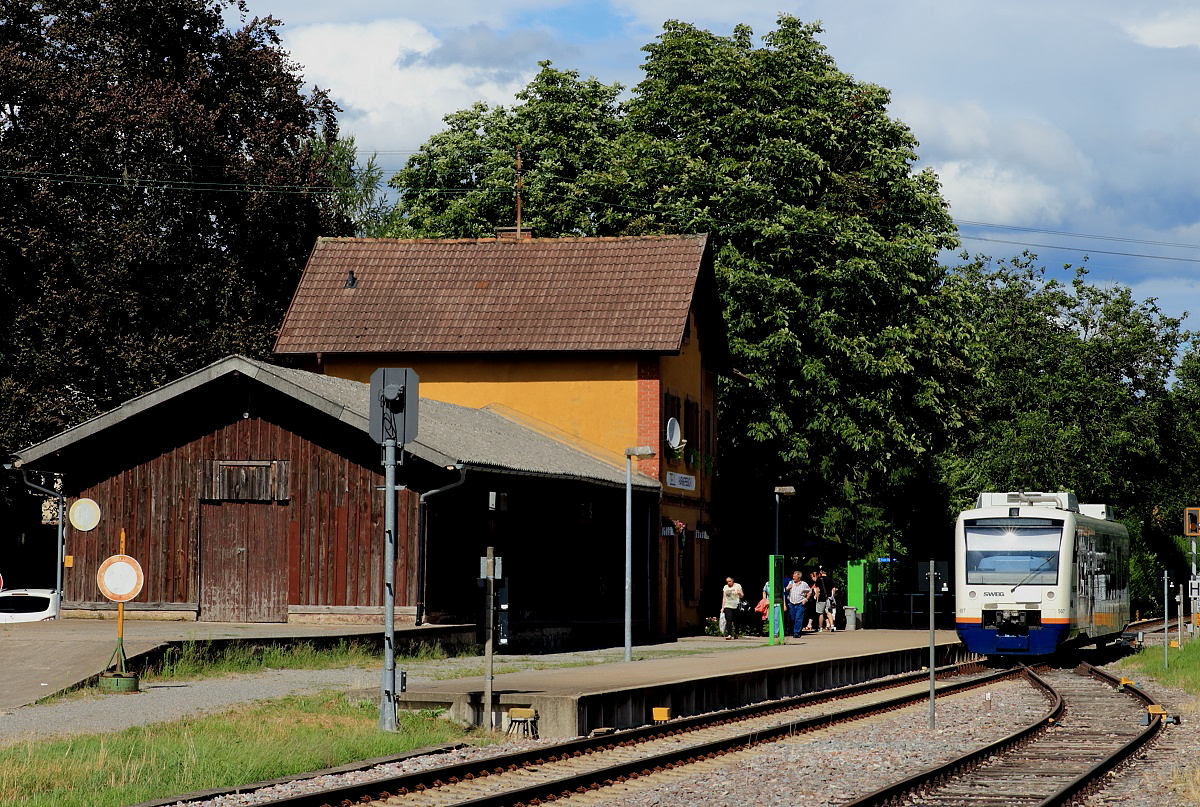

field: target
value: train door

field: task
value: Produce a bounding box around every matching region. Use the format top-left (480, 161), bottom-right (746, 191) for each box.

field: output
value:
top-left (1074, 527), bottom-right (1094, 634)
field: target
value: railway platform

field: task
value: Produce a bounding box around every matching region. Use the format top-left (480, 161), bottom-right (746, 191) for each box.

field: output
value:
top-left (390, 629), bottom-right (969, 737)
top-left (1, 619), bottom-right (969, 740)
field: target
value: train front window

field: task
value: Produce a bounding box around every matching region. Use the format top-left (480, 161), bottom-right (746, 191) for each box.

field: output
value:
top-left (964, 522), bottom-right (1062, 585)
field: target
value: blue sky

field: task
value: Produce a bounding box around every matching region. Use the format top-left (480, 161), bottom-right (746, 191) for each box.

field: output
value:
top-left (250, 1), bottom-right (1200, 326)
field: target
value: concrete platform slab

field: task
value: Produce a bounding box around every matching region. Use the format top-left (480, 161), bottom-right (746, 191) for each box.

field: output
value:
top-left (392, 630), bottom-right (970, 737)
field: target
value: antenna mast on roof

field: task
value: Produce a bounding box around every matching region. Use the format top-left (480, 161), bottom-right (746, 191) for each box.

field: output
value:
top-left (515, 147), bottom-right (522, 239)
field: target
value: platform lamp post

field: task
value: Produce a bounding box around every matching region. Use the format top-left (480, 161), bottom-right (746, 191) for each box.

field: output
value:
top-left (625, 446), bottom-right (655, 663)
top-left (774, 486), bottom-right (795, 557)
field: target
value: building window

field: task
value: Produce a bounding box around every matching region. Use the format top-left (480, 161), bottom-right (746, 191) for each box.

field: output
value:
top-left (201, 460), bottom-right (289, 501)
top-left (684, 398), bottom-right (700, 466)
top-left (703, 408), bottom-right (714, 468)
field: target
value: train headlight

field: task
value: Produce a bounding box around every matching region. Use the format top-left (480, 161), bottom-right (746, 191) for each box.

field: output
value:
top-left (1046, 590), bottom-right (1055, 600)
top-left (968, 590), bottom-right (977, 599)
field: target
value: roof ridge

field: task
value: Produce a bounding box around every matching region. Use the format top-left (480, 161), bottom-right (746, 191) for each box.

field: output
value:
top-left (316, 233), bottom-right (708, 245)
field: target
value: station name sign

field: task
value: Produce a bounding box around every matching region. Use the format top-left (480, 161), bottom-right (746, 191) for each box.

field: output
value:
top-left (666, 472), bottom-right (696, 491)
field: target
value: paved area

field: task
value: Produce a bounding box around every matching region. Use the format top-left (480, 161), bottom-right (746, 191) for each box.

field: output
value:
top-left (0, 618), bottom-right (460, 711)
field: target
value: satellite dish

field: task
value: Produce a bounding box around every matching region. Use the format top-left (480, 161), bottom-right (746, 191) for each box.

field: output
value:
top-left (665, 417), bottom-right (683, 449)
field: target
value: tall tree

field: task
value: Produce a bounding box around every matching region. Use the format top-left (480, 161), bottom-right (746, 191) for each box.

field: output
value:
top-left (384, 17), bottom-right (980, 546)
top-left (942, 254), bottom-right (1192, 610)
top-left (0, 0), bottom-right (349, 462)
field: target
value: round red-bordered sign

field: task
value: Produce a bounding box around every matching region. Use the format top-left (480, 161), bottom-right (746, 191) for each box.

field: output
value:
top-left (96, 555), bottom-right (144, 602)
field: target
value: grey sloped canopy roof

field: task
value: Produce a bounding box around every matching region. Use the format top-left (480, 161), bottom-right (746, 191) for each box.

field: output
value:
top-left (12, 355), bottom-right (659, 491)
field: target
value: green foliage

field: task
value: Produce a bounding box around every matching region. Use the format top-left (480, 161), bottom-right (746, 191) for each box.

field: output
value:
top-left (943, 254), bottom-right (1186, 507)
top-left (942, 252), bottom-right (1194, 609)
top-left (0, 0), bottom-right (350, 470)
top-left (309, 135), bottom-right (392, 236)
top-left (383, 16), bottom-right (976, 544)
top-left (0, 692), bottom-right (472, 807)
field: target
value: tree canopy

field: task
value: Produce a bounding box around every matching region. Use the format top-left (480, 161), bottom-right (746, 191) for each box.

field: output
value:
top-left (383, 16), bottom-right (980, 541)
top-left (0, 0), bottom-right (350, 464)
top-left (938, 253), bottom-right (1194, 606)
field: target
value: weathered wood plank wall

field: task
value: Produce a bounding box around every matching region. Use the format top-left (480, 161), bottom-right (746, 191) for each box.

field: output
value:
top-left (59, 385), bottom-right (417, 617)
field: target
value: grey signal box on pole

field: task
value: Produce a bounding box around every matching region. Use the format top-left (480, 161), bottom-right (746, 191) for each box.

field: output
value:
top-left (369, 368), bottom-right (419, 445)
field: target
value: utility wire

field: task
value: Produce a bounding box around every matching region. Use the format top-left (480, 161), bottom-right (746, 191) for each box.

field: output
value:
top-left (7, 158), bottom-right (1200, 265)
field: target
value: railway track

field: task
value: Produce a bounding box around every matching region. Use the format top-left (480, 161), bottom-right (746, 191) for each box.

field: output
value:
top-left (188, 662), bottom-right (1010, 807)
top-left (843, 662), bottom-right (1163, 807)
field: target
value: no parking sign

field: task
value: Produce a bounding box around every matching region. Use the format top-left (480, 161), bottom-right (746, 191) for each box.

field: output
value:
top-left (96, 555), bottom-right (144, 603)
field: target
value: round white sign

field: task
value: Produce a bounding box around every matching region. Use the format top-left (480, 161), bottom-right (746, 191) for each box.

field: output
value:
top-left (96, 555), bottom-right (144, 602)
top-left (69, 498), bottom-right (102, 531)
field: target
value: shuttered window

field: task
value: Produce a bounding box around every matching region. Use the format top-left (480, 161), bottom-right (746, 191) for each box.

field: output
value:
top-left (201, 461), bottom-right (290, 502)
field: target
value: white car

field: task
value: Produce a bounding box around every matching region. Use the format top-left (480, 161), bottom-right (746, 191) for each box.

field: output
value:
top-left (0, 589), bottom-right (59, 622)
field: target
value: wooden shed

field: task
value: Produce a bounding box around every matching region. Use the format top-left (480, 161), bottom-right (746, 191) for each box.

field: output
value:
top-left (11, 356), bottom-right (660, 627)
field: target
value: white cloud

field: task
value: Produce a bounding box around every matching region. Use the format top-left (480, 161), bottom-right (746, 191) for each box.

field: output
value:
top-left (283, 20), bottom-right (536, 153)
top-left (897, 96), bottom-right (1096, 225)
top-left (250, 0), bottom-right (570, 30)
top-left (935, 160), bottom-right (1069, 225)
top-left (1123, 10), bottom-right (1200, 49)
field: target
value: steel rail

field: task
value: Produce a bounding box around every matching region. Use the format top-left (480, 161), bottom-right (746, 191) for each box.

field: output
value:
top-left (200, 662), bottom-right (1013, 807)
top-left (1033, 662), bottom-right (1162, 807)
top-left (839, 662), bottom-right (1164, 807)
top-left (839, 665), bottom-right (1062, 807)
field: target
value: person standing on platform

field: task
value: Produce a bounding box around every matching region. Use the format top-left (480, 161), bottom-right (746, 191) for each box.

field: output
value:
top-left (826, 585), bottom-right (841, 632)
top-left (816, 568), bottom-right (836, 632)
top-left (803, 570), bottom-right (820, 632)
top-left (784, 570), bottom-right (810, 638)
top-left (721, 576), bottom-right (744, 640)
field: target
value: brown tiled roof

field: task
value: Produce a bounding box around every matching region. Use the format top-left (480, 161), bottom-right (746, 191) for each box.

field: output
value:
top-left (274, 234), bottom-right (711, 355)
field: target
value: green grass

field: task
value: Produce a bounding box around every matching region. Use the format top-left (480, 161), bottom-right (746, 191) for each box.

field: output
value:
top-left (1113, 637), bottom-right (1200, 693)
top-left (140, 639), bottom-right (465, 681)
top-left (0, 692), bottom-right (480, 807)
top-left (7, 639), bottom-right (733, 805)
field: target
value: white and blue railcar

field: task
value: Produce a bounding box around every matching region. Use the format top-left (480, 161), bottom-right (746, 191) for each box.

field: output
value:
top-left (955, 492), bottom-right (1130, 655)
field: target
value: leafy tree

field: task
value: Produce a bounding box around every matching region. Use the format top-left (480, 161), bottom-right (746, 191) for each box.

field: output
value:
top-left (383, 17), bottom-right (980, 547)
top-left (943, 253), bottom-right (1192, 611)
top-left (0, 0), bottom-right (351, 463)
top-left (311, 135), bottom-right (392, 237)
top-left (383, 64), bottom-right (629, 238)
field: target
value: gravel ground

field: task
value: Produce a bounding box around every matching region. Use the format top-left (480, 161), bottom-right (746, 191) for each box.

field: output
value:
top-left (1079, 666), bottom-right (1200, 807)
top-left (587, 679), bottom-right (1049, 807)
top-left (4, 644), bottom-right (1196, 807)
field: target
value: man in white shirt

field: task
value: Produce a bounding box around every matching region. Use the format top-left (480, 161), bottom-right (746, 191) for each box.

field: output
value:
top-left (784, 570), bottom-right (810, 638)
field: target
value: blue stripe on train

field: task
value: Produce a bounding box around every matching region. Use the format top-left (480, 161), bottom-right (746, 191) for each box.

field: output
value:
top-left (956, 622), bottom-right (1072, 655)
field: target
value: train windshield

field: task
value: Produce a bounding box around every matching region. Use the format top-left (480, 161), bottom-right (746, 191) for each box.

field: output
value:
top-left (964, 520), bottom-right (1062, 585)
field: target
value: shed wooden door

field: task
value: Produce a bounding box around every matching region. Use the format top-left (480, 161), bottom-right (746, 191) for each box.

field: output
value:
top-left (199, 501), bottom-right (288, 622)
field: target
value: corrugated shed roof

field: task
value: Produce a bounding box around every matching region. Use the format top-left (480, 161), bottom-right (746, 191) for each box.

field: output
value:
top-left (274, 234), bottom-right (711, 355)
top-left (12, 356), bottom-right (658, 491)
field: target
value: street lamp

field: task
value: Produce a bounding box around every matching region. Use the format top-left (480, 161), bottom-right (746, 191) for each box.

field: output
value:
top-left (774, 486), bottom-right (795, 557)
top-left (625, 446), bottom-right (655, 662)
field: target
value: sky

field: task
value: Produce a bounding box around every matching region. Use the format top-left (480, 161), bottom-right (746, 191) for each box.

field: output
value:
top-left (243, 0), bottom-right (1200, 328)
